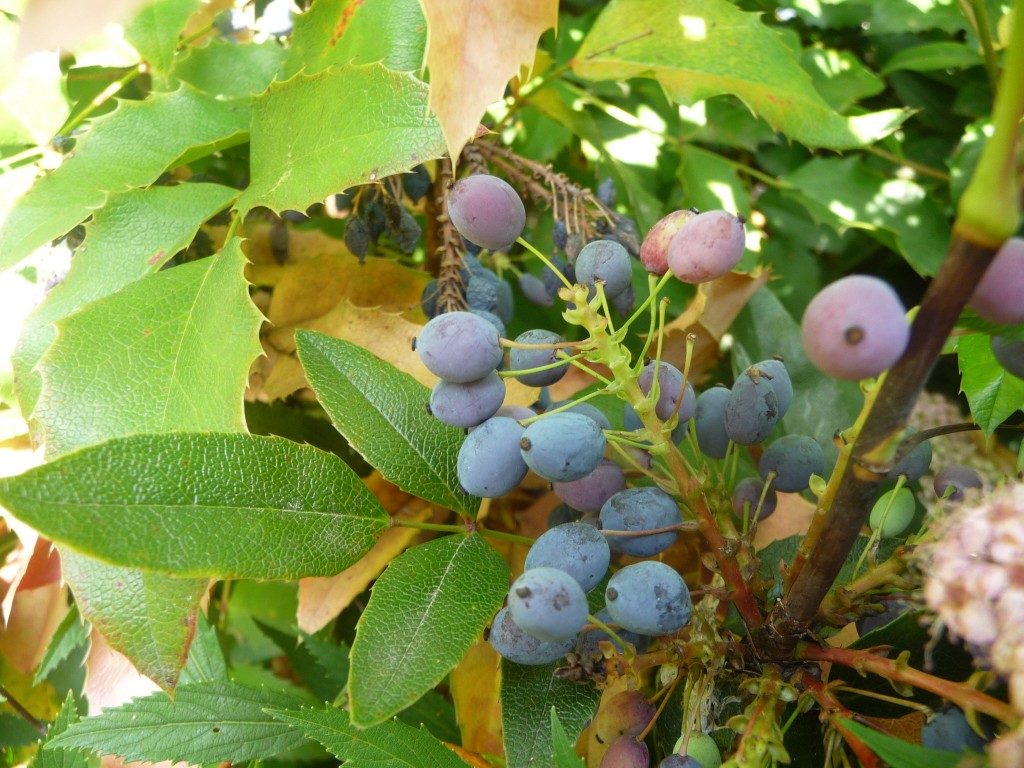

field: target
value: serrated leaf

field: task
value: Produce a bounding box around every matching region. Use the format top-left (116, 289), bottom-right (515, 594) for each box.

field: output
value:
top-left (296, 329), bottom-right (477, 515)
top-left (258, 621), bottom-right (346, 704)
top-left (179, 611), bottom-right (228, 684)
top-left (36, 692), bottom-right (85, 768)
top-left (0, 17), bottom-right (69, 145)
top-left (49, 682), bottom-right (307, 764)
top-left (33, 602), bottom-right (90, 686)
top-left (958, 333), bottom-right (1024, 435)
top-left (172, 39), bottom-right (286, 98)
top-left (396, 688), bottom-right (461, 746)
top-left (0, 433), bottom-right (389, 579)
top-left (551, 708), bottom-right (586, 768)
top-left (285, 0), bottom-right (426, 78)
top-left (269, 706), bottom-right (471, 767)
top-left (126, 0), bottom-right (201, 74)
top-left (33, 239), bottom-right (260, 456)
top-left (0, 84), bottom-right (249, 271)
top-left (573, 0), bottom-right (906, 150)
top-left (839, 719), bottom-right (962, 768)
top-left (500, 661), bottom-right (601, 768)
top-left (13, 182), bottom-right (238, 421)
top-left (349, 534), bottom-right (508, 728)
top-left (238, 63), bottom-right (445, 214)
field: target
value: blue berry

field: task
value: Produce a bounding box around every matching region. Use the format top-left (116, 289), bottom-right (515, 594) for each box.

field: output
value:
top-left (458, 417), bottom-right (528, 497)
top-left (525, 522), bottom-right (610, 592)
top-left (509, 567), bottom-right (589, 642)
top-left (600, 487), bottom-right (681, 557)
top-left (489, 607), bottom-right (575, 665)
top-left (605, 561), bottom-right (691, 636)
top-left (520, 413), bottom-right (607, 482)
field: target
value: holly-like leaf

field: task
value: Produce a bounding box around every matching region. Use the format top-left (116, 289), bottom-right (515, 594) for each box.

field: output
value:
top-left (47, 682), bottom-right (308, 764)
top-left (0, 84), bottom-right (249, 271)
top-left (36, 692), bottom-right (86, 768)
top-left (419, 0), bottom-right (557, 161)
top-left (33, 602), bottom-right (90, 685)
top-left (285, 0), bottom-right (426, 78)
top-left (348, 533), bottom-right (508, 728)
top-left (13, 182), bottom-right (238, 421)
top-left (125, 0), bottom-right (201, 75)
top-left (238, 63), bottom-right (446, 215)
top-left (61, 552), bottom-right (208, 691)
top-left (958, 333), bottom-right (1024, 436)
top-left (0, 433), bottom-right (390, 580)
top-left (0, 17), bottom-right (70, 145)
top-left (269, 706), bottom-right (472, 767)
top-left (172, 39), bottom-right (286, 98)
top-left (500, 661), bottom-right (601, 768)
top-left (573, 0), bottom-right (907, 150)
top-left (296, 330), bottom-right (477, 515)
top-left (33, 238), bottom-right (260, 456)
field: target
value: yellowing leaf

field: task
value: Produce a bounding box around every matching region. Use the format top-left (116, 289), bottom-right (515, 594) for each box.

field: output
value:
top-left (450, 637), bottom-right (503, 758)
top-left (420, 0), bottom-right (558, 162)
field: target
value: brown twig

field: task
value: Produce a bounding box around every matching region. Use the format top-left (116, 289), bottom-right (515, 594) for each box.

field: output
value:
top-left (0, 682), bottom-right (47, 737)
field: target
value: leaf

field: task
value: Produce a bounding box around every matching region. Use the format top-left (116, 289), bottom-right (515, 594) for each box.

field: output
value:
top-left (419, 0), bottom-right (558, 162)
top-left (296, 330), bottom-right (477, 515)
top-left (13, 182), bottom-right (238, 421)
top-left (551, 708), bottom-right (586, 768)
top-left (0, 85), bottom-right (249, 271)
top-left (573, 0), bottom-right (907, 150)
top-left (33, 602), bottom-right (90, 685)
top-left (500, 660), bottom-right (601, 768)
top-left (800, 47), bottom-right (885, 112)
top-left (59, 552), bottom-right (208, 691)
top-left (48, 681), bottom-right (308, 764)
top-left (269, 706), bottom-right (472, 767)
top-left (285, 0), bottom-right (426, 78)
top-left (238, 63), bottom-right (446, 215)
top-left (958, 333), bottom-right (1024, 435)
top-left (0, 17), bottom-right (70, 145)
top-left (0, 432), bottom-right (390, 579)
top-left (449, 638), bottom-right (503, 758)
top-left (36, 692), bottom-right (86, 768)
top-left (839, 719), bottom-right (963, 768)
top-left (179, 610), bottom-right (228, 684)
top-left (125, 0), bottom-right (201, 74)
top-left (396, 688), bottom-right (461, 747)
top-left (172, 39), bottom-right (286, 98)
top-left (257, 621), bottom-right (347, 704)
top-left (880, 42), bottom-right (983, 75)
top-left (33, 239), bottom-right (261, 456)
top-left (348, 533), bottom-right (508, 728)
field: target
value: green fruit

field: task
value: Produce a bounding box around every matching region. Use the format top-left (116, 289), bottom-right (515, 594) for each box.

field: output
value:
top-left (869, 487), bottom-right (916, 537)
top-left (672, 733), bottom-right (722, 768)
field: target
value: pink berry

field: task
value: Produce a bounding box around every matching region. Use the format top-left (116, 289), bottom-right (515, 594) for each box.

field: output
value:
top-left (667, 210), bottom-right (746, 283)
top-left (970, 237), bottom-right (1024, 325)
top-left (639, 208), bottom-right (697, 275)
top-left (447, 174), bottom-right (525, 251)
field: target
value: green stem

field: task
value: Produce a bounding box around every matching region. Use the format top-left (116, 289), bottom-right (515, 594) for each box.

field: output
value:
top-left (63, 65), bottom-right (144, 134)
top-left (391, 518), bottom-right (536, 547)
top-left (517, 237), bottom-right (572, 290)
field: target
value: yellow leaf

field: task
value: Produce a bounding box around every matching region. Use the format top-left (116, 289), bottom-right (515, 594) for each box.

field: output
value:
top-left (420, 0), bottom-right (558, 162)
top-left (450, 637), bottom-right (504, 757)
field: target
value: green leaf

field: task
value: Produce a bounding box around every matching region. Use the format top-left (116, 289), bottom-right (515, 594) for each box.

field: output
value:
top-left (0, 17), bottom-right (69, 145)
top-left (172, 40), bottom-right (286, 98)
top-left (800, 47), bottom-right (885, 112)
top-left (296, 330), bottom-right (477, 515)
top-left (783, 157), bottom-right (950, 276)
top-left (238, 63), bottom-right (446, 214)
top-left (958, 333), bottom-right (1024, 435)
top-left (839, 719), bottom-right (963, 768)
top-left (269, 706), bottom-right (471, 767)
top-left (33, 239), bottom-right (260, 456)
top-left (500, 661), bottom-right (601, 768)
top-left (125, 0), bottom-right (201, 75)
top-left (13, 182), bottom-right (238, 421)
top-left (551, 708), bottom-right (586, 768)
top-left (258, 621), bottom-right (347, 704)
top-left (396, 688), bottom-right (461, 746)
top-left (179, 611), bottom-right (228, 685)
top-left (348, 533), bottom-right (508, 728)
top-left (0, 85), bottom-right (249, 271)
top-left (285, 0), bottom-right (426, 77)
top-left (36, 693), bottom-right (86, 768)
top-left (48, 682), bottom-right (308, 764)
top-left (880, 42), bottom-right (983, 75)
top-left (61, 551), bottom-right (209, 690)
top-left (0, 432), bottom-right (390, 579)
top-left (677, 145), bottom-right (751, 215)
top-left (33, 603), bottom-right (90, 686)
top-left (573, 0), bottom-right (907, 150)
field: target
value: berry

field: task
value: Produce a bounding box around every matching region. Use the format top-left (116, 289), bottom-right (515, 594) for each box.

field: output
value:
top-left (992, 336), bottom-right (1024, 379)
top-left (457, 417), bottom-right (528, 497)
top-left (887, 430), bottom-right (932, 482)
top-left (508, 329), bottom-right (569, 387)
top-left (640, 209), bottom-right (697, 275)
top-left (801, 275), bottom-right (909, 381)
top-left (605, 561), bottom-right (692, 636)
top-left (612, 283), bottom-right (635, 317)
top-left (724, 370), bottom-right (779, 445)
top-left (552, 459), bottom-right (626, 514)
top-left (543, 255), bottom-right (573, 298)
top-left (488, 607), bottom-right (575, 665)
top-left (447, 175), bottom-right (525, 251)
top-left (694, 386), bottom-right (731, 459)
top-left (470, 309), bottom-right (505, 338)
top-left (525, 522), bottom-right (611, 592)
top-left (520, 412), bottom-right (607, 482)
top-left (519, 272), bottom-right (553, 307)
top-left (667, 210), bottom-right (745, 283)
top-left (550, 400), bottom-right (612, 431)
top-left (402, 164), bottom-right (431, 203)
top-left (684, 734), bottom-right (721, 768)
top-left (508, 566), bottom-right (589, 642)
top-left (600, 737), bottom-right (648, 768)
top-left (575, 240), bottom-right (632, 298)
top-left (415, 311), bottom-right (502, 383)
top-left (600, 487), bottom-right (681, 557)
top-left (428, 372), bottom-right (505, 428)
top-left (597, 177), bottom-right (616, 207)
top-left (969, 237), bottom-right (1024, 325)
top-left (868, 487), bottom-right (916, 537)
top-left (587, 691), bottom-right (656, 767)
top-left (659, 756), bottom-right (704, 768)
top-left (344, 215), bottom-right (370, 264)
top-left (466, 274), bottom-right (499, 313)
top-left (638, 361), bottom-right (696, 422)
top-left (731, 477), bottom-right (777, 521)
top-left (552, 218), bottom-right (568, 251)
top-left (921, 706), bottom-right (989, 753)
top-left (420, 279), bottom-right (440, 318)
top-left (933, 464), bottom-right (983, 501)
top-left (751, 359), bottom-right (792, 419)
top-left (391, 208), bottom-right (421, 254)
top-left (577, 607), bottom-right (648, 656)
top-left (758, 435), bottom-right (824, 492)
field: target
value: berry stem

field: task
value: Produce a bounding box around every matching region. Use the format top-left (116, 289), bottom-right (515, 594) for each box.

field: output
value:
top-left (391, 518), bottom-right (535, 546)
top-left (516, 236), bottom-right (573, 290)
